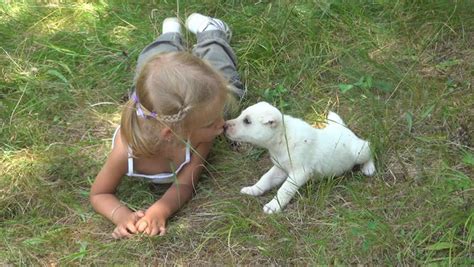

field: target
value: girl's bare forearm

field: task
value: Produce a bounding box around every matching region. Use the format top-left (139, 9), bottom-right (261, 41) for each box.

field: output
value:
top-left (149, 182), bottom-right (196, 218)
top-left (90, 193), bottom-right (132, 224)
top-left (148, 142), bottom-right (210, 218)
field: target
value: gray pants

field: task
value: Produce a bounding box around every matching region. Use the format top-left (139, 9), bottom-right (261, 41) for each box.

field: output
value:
top-left (134, 30), bottom-right (245, 100)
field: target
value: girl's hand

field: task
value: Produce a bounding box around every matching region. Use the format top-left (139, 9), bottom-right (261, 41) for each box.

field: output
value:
top-left (136, 208), bottom-right (167, 236)
top-left (112, 210), bottom-right (145, 239)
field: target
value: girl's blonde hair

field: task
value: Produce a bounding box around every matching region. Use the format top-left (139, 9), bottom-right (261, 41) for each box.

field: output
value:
top-left (121, 52), bottom-right (229, 157)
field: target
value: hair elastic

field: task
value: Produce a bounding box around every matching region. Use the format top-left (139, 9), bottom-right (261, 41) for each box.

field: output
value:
top-left (131, 92), bottom-right (157, 119)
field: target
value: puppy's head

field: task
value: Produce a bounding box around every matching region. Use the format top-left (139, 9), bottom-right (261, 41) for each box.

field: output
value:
top-left (224, 101), bottom-right (283, 146)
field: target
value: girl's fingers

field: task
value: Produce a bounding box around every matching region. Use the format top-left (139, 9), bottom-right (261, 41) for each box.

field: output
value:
top-left (148, 223), bottom-right (166, 236)
top-left (112, 226), bottom-right (121, 239)
top-left (137, 220), bottom-right (148, 232)
top-left (119, 226), bottom-right (132, 238)
top-left (145, 223), bottom-right (154, 235)
top-left (114, 226), bottom-right (132, 239)
top-left (135, 210), bottom-right (145, 218)
top-left (112, 230), bottom-right (118, 239)
top-left (126, 222), bottom-right (137, 234)
top-left (159, 226), bottom-right (166, 236)
top-left (149, 225), bottom-right (159, 236)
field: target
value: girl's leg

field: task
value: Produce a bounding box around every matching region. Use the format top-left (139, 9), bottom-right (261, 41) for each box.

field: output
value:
top-left (186, 14), bottom-right (245, 101)
top-left (134, 18), bottom-right (185, 84)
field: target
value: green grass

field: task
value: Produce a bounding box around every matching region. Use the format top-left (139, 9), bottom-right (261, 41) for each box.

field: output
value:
top-left (1, 0), bottom-right (473, 265)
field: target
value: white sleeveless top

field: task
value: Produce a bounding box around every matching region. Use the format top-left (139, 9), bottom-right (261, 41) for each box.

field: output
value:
top-left (112, 127), bottom-right (191, 184)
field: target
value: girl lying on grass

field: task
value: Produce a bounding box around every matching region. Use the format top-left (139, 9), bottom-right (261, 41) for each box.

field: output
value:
top-left (90, 13), bottom-right (244, 239)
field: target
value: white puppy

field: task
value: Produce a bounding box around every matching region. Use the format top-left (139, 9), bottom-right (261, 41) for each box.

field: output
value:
top-left (224, 101), bottom-right (375, 214)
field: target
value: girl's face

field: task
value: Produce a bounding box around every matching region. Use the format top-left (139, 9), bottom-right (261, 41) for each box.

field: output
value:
top-left (189, 100), bottom-right (224, 145)
top-left (189, 114), bottom-right (225, 144)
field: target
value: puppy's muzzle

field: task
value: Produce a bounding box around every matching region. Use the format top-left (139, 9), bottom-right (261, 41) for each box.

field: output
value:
top-left (223, 122), bottom-right (235, 133)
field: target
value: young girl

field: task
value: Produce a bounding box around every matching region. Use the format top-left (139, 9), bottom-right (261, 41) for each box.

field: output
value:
top-left (90, 13), bottom-right (244, 239)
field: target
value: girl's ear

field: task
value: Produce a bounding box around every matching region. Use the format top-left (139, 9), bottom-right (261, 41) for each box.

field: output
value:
top-left (160, 127), bottom-right (173, 142)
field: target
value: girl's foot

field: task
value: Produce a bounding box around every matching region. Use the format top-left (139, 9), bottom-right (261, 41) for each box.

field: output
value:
top-left (162, 17), bottom-right (181, 34)
top-left (185, 13), bottom-right (232, 41)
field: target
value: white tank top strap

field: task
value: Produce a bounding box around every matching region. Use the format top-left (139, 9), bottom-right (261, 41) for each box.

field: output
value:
top-left (126, 143), bottom-right (191, 183)
top-left (169, 142), bottom-right (191, 174)
top-left (111, 126), bottom-right (120, 149)
top-left (127, 149), bottom-right (134, 176)
top-left (112, 126), bottom-right (135, 176)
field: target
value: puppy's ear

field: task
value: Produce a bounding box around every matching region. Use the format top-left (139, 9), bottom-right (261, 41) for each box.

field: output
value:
top-left (262, 115), bottom-right (279, 128)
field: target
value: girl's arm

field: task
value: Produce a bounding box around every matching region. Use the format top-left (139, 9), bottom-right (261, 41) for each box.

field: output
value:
top-left (136, 141), bottom-right (212, 235)
top-left (90, 132), bottom-right (142, 238)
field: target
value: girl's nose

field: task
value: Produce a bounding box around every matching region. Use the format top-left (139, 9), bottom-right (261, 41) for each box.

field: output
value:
top-left (215, 117), bottom-right (225, 129)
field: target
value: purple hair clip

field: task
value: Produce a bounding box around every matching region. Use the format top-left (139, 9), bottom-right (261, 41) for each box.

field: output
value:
top-left (131, 92), bottom-right (157, 119)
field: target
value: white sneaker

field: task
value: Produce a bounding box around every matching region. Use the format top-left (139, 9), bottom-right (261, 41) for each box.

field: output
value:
top-left (162, 17), bottom-right (181, 34)
top-left (185, 13), bottom-right (232, 41)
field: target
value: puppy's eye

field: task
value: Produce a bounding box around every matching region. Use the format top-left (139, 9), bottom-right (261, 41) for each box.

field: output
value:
top-left (243, 117), bottom-right (251, 125)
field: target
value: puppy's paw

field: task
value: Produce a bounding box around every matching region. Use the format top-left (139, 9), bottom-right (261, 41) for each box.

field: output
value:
top-left (240, 186), bottom-right (263, 196)
top-left (263, 199), bottom-right (282, 214)
top-left (362, 160), bottom-right (376, 176)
